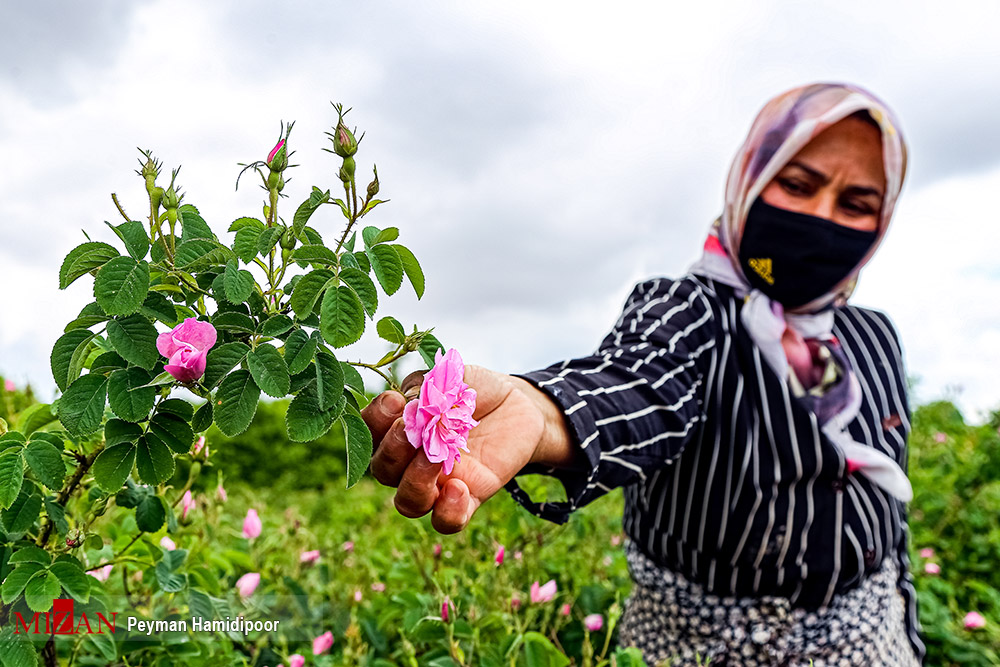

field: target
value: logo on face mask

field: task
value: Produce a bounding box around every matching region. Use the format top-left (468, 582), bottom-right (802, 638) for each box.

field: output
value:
top-left (748, 258), bottom-right (774, 285)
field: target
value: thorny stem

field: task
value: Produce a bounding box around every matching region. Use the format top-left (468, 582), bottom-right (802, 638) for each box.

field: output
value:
top-left (112, 193), bottom-right (131, 223)
top-left (347, 360), bottom-right (400, 392)
top-left (36, 448), bottom-right (102, 548)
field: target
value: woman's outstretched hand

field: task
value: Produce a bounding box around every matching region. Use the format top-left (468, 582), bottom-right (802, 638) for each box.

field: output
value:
top-left (361, 365), bottom-right (571, 534)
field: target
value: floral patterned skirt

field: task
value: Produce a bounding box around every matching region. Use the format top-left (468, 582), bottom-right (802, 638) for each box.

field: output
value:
top-left (617, 540), bottom-right (920, 667)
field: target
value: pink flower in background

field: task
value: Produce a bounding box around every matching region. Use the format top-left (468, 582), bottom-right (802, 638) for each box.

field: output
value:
top-left (287, 655), bottom-right (305, 667)
top-left (610, 534), bottom-right (623, 546)
top-left (300, 550), bottom-right (321, 564)
top-left (924, 562), bottom-right (941, 575)
top-left (159, 536), bottom-right (177, 551)
top-left (560, 603), bottom-right (571, 616)
top-left (441, 595), bottom-right (452, 622)
top-left (919, 548), bottom-right (935, 559)
top-left (371, 582), bottom-right (386, 592)
top-left (181, 490), bottom-right (195, 520)
top-left (510, 597), bottom-right (521, 611)
top-left (156, 318), bottom-right (217, 383)
top-left (584, 614), bottom-right (604, 632)
top-left (268, 139), bottom-right (286, 165)
top-left (342, 540), bottom-right (354, 552)
top-left (193, 436), bottom-right (206, 457)
top-left (3, 379), bottom-right (14, 392)
top-left (243, 509), bottom-right (262, 539)
top-left (530, 580), bottom-right (557, 604)
top-left (495, 544), bottom-right (505, 566)
top-left (87, 565), bottom-right (113, 582)
top-left (236, 572), bottom-right (260, 598)
top-left (433, 543), bottom-right (442, 558)
top-left (354, 589), bottom-right (363, 602)
top-left (965, 611), bottom-right (987, 629)
top-left (402, 348), bottom-right (480, 476)
top-left (216, 482), bottom-right (228, 503)
top-left (313, 630), bottom-right (334, 655)
top-left (514, 550), bottom-right (522, 561)
top-left (933, 432), bottom-right (948, 443)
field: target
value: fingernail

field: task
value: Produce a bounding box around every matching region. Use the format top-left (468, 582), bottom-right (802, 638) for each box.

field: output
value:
top-left (381, 392), bottom-right (404, 415)
top-left (446, 484), bottom-right (463, 503)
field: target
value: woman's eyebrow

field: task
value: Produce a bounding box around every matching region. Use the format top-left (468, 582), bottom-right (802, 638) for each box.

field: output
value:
top-left (785, 160), bottom-right (884, 198)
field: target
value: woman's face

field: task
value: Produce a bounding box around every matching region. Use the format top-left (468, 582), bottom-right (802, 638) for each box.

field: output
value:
top-left (759, 115), bottom-right (886, 232)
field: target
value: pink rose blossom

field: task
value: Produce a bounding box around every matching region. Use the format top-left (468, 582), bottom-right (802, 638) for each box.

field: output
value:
top-left (300, 550), bottom-right (321, 564)
top-left (342, 540), bottom-right (354, 552)
top-left (217, 482), bottom-right (228, 503)
top-left (441, 595), bottom-right (452, 622)
top-left (87, 565), bottom-right (113, 582)
top-left (934, 432), bottom-right (948, 443)
top-left (433, 543), bottom-right (442, 558)
top-left (236, 572), bottom-right (260, 598)
top-left (243, 508), bottom-right (262, 539)
top-left (312, 630), bottom-right (334, 655)
top-left (510, 597), bottom-right (521, 610)
top-left (156, 318), bottom-right (217, 383)
top-left (371, 582), bottom-right (386, 592)
top-left (965, 611), bottom-right (986, 629)
top-left (584, 614), bottom-right (604, 632)
top-left (181, 490), bottom-right (195, 520)
top-left (924, 562), bottom-right (940, 575)
top-left (268, 139), bottom-right (285, 165)
top-left (560, 603), bottom-right (571, 616)
top-left (610, 534), bottom-right (622, 546)
top-left (288, 655), bottom-right (305, 667)
top-left (530, 580), bottom-right (557, 604)
top-left (3, 379), bottom-right (14, 392)
top-left (402, 348), bottom-right (480, 476)
top-left (159, 536), bottom-right (177, 551)
top-left (919, 548), bottom-right (934, 559)
top-left (193, 436), bottom-right (206, 457)
top-left (354, 589), bottom-right (363, 602)
top-left (495, 544), bottom-right (505, 566)
top-left (514, 550), bottom-right (522, 561)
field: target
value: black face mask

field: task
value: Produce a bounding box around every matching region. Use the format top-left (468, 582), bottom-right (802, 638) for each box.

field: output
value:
top-left (738, 197), bottom-right (878, 309)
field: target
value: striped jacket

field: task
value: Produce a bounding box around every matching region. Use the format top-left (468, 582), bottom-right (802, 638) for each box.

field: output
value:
top-left (503, 273), bottom-right (925, 661)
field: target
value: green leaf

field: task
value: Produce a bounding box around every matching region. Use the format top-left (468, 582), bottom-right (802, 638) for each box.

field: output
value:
top-left (376, 316), bottom-right (406, 344)
top-left (228, 216), bottom-right (265, 232)
top-left (91, 443), bottom-right (137, 492)
top-left (247, 345), bottom-right (290, 398)
top-left (23, 440), bottom-right (65, 491)
top-left (51, 329), bottom-right (97, 392)
top-left (345, 230), bottom-right (357, 252)
top-left (155, 559), bottom-right (186, 593)
top-left (215, 370), bottom-right (260, 436)
top-left (203, 342), bottom-right (250, 389)
top-left (523, 631), bottom-right (571, 667)
top-left (258, 314), bottom-right (293, 337)
top-left (1, 489), bottom-right (41, 534)
top-left (361, 198), bottom-right (389, 216)
top-left (105, 220), bottom-right (150, 261)
top-left (352, 250), bottom-right (371, 273)
top-left (340, 252), bottom-right (360, 272)
top-left (282, 330), bottom-right (316, 375)
top-left (341, 267), bottom-right (378, 319)
top-left (191, 401), bottom-right (213, 433)
top-left (341, 361), bottom-right (364, 395)
top-left (292, 244), bottom-right (338, 266)
top-left (255, 227), bottom-right (283, 256)
top-left (89, 351), bottom-right (127, 376)
top-left (107, 314), bottom-right (158, 369)
top-left (418, 333), bottom-right (445, 369)
top-left (136, 434), bottom-right (175, 485)
top-left (16, 403), bottom-right (58, 437)
top-left (188, 588), bottom-right (214, 620)
top-left (175, 239), bottom-right (234, 271)
top-left (367, 245), bottom-right (404, 296)
top-left (8, 546), bottom-right (51, 565)
top-left (211, 311), bottom-right (255, 334)
top-left (107, 368), bottom-right (156, 422)
top-left (134, 494), bottom-right (166, 533)
top-left (179, 205), bottom-right (214, 242)
top-left (290, 269), bottom-right (336, 320)
top-left (362, 225), bottom-right (381, 249)
top-left (0, 451), bottom-right (24, 510)
top-left (315, 350), bottom-right (345, 411)
top-left (1, 562), bottom-right (45, 605)
top-left (292, 192), bottom-right (327, 238)
top-left (233, 227), bottom-right (263, 264)
top-left (0, 623), bottom-right (41, 667)
top-left (94, 256), bottom-right (150, 316)
top-left (49, 561), bottom-right (91, 603)
top-left (148, 411), bottom-right (194, 454)
top-left (285, 386), bottom-right (342, 442)
top-left (84, 633), bottom-right (116, 663)
top-left (392, 244), bottom-right (425, 299)
top-left (140, 292), bottom-right (177, 325)
top-left (320, 285), bottom-right (365, 348)
top-left (43, 496), bottom-right (68, 538)
top-left (342, 405), bottom-right (373, 489)
top-left (105, 419), bottom-right (142, 446)
top-left (59, 242), bottom-right (120, 290)
top-left (223, 260), bottom-right (255, 303)
top-left (24, 571), bottom-right (60, 613)
top-left (57, 374), bottom-right (109, 438)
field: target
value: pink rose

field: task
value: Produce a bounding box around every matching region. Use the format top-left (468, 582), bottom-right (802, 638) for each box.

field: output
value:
top-left (268, 139), bottom-right (285, 165)
top-left (300, 550), bottom-right (321, 564)
top-left (584, 614), bottom-right (604, 632)
top-left (288, 655), bottom-right (305, 667)
top-left (514, 550), bottom-right (522, 561)
top-left (924, 562), bottom-right (940, 575)
top-left (181, 490), bottom-right (195, 520)
top-left (354, 589), bottom-right (363, 602)
top-left (342, 540), bottom-right (354, 552)
top-left (934, 432), bottom-right (948, 443)
top-left (193, 436), bottom-right (206, 457)
top-left (87, 565), bottom-right (113, 582)
top-left (159, 536), bottom-right (177, 551)
top-left (510, 597), bottom-right (521, 611)
top-left (433, 543), bottom-right (442, 558)
top-left (312, 630), bottom-right (334, 655)
top-left (236, 572), bottom-right (260, 598)
top-left (243, 508), bottom-right (262, 539)
top-left (371, 582), bottom-right (386, 592)
top-left (610, 534), bottom-right (622, 546)
top-left (560, 603), bottom-right (571, 616)
top-left (495, 544), bottom-right (505, 566)
top-left (402, 348), bottom-right (480, 476)
top-left (919, 547), bottom-right (934, 559)
top-left (441, 595), bottom-right (452, 622)
top-left (216, 482), bottom-right (228, 503)
top-left (965, 611), bottom-right (986, 629)
top-left (156, 318), bottom-right (217, 383)
top-left (530, 580), bottom-right (557, 604)
top-left (3, 379), bottom-right (14, 392)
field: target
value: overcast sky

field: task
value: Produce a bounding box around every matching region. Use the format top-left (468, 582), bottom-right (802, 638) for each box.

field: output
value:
top-left (1, 0), bottom-right (998, 422)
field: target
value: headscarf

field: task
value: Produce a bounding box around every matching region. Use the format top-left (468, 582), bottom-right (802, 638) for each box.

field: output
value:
top-left (689, 82), bottom-right (912, 501)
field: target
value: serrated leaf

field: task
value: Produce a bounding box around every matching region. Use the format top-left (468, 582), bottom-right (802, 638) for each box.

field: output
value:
top-left (49, 561), bottom-right (91, 603)
top-left (341, 267), bottom-right (378, 319)
top-left (352, 250), bottom-right (371, 273)
top-left (0, 623), bottom-right (41, 666)
top-left (292, 244), bottom-right (338, 266)
top-left (392, 244), bottom-right (425, 299)
top-left (134, 494), bottom-right (166, 533)
top-left (104, 419), bottom-right (142, 446)
top-left (107, 314), bottom-right (158, 369)
top-left (0, 451), bottom-right (24, 510)
top-left (315, 350), bottom-right (344, 411)
top-left (418, 333), bottom-right (445, 369)
top-left (233, 227), bottom-right (263, 264)
top-left (285, 386), bottom-right (342, 442)
top-left (367, 244), bottom-right (403, 296)
top-left (223, 260), bottom-right (255, 303)
top-left (215, 370), bottom-right (260, 436)
top-left (192, 401), bottom-right (213, 433)
top-left (91, 443), bottom-right (137, 492)
top-left (361, 198), bottom-right (389, 216)
top-left (345, 230), bottom-right (357, 252)
top-left (340, 252), bottom-right (360, 272)
top-left (94, 256), bottom-right (150, 316)
top-left (179, 205), bottom-right (214, 242)
top-left (149, 412), bottom-right (194, 454)
top-left (342, 405), bottom-right (373, 488)
top-left (1, 562), bottom-right (45, 605)
top-left (140, 292), bottom-right (177, 325)
top-left (283, 330), bottom-right (316, 375)
top-left (228, 216), bottom-right (265, 232)
top-left (292, 193), bottom-right (327, 238)
top-left (175, 239), bottom-right (233, 270)
top-left (17, 403), bottom-right (57, 437)
top-left (43, 495), bottom-right (69, 537)
top-left (155, 560), bottom-right (186, 593)
top-left (24, 571), bottom-right (60, 612)
top-left (59, 242), bottom-right (120, 290)
top-left (105, 220), bottom-right (150, 261)
top-left (320, 285), bottom-right (365, 348)
top-left (9, 546), bottom-right (52, 566)
top-left (107, 368), bottom-right (156, 422)
top-left (362, 226), bottom-right (380, 249)
top-left (247, 345), bottom-right (290, 398)
top-left (255, 227), bottom-right (283, 256)
top-left (51, 329), bottom-right (97, 392)
top-left (258, 314), bottom-right (293, 337)
top-left (23, 440), bottom-right (65, 491)
top-left (372, 227), bottom-right (399, 244)
top-left (1, 489), bottom-right (41, 534)
top-left (211, 311), bottom-right (255, 333)
top-left (203, 342), bottom-right (250, 389)
top-left (136, 434), bottom-right (175, 485)
top-left (90, 351), bottom-right (128, 376)
top-left (376, 316), bottom-right (406, 344)
top-left (289, 268), bottom-right (335, 320)
top-left (341, 362), bottom-right (364, 395)
top-left (57, 374), bottom-right (108, 438)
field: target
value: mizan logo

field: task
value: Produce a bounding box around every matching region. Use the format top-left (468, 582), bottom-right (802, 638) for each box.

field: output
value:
top-left (13, 598), bottom-right (117, 635)
top-left (748, 257), bottom-right (774, 285)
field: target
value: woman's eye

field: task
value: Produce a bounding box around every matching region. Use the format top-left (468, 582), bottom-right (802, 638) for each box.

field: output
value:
top-left (779, 178), bottom-right (809, 194)
top-left (841, 199), bottom-right (875, 216)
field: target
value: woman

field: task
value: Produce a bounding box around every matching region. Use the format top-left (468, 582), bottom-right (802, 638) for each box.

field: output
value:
top-left (361, 83), bottom-right (924, 666)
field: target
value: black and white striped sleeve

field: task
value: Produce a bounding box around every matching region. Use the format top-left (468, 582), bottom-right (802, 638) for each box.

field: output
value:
top-left (502, 276), bottom-right (717, 524)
